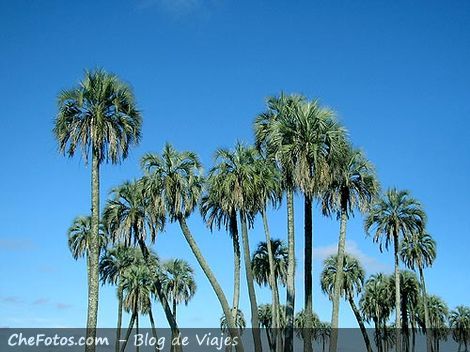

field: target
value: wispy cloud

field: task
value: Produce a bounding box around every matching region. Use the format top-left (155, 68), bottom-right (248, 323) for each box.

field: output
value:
top-left (56, 303), bottom-right (72, 310)
top-left (313, 240), bottom-right (392, 274)
top-left (1, 296), bottom-right (22, 305)
top-left (0, 239), bottom-right (37, 251)
top-left (32, 298), bottom-right (50, 306)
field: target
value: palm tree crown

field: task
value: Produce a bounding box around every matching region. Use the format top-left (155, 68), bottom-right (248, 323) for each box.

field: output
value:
top-left (162, 259), bottom-right (197, 307)
top-left (322, 146), bottom-right (379, 218)
top-left (320, 254), bottom-right (365, 300)
top-left (141, 143), bottom-right (204, 221)
top-left (67, 215), bottom-right (107, 260)
top-left (54, 69), bottom-right (142, 163)
top-left (252, 239), bottom-right (288, 287)
top-left (400, 231), bottom-right (436, 270)
top-left (365, 188), bottom-right (426, 251)
top-left (103, 180), bottom-right (164, 247)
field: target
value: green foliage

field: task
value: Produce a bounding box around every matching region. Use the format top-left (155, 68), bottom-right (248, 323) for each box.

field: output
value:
top-left (54, 69), bottom-right (141, 164)
top-left (141, 143), bottom-right (204, 222)
top-left (252, 239), bottom-right (288, 287)
top-left (67, 215), bottom-right (108, 260)
top-left (161, 258), bottom-right (197, 306)
top-left (320, 254), bottom-right (365, 300)
top-left (365, 188), bottom-right (426, 252)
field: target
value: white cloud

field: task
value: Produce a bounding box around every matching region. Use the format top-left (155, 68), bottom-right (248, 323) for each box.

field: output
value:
top-left (313, 240), bottom-right (392, 274)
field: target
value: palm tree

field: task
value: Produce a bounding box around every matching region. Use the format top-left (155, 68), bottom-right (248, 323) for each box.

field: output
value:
top-left (400, 231), bottom-right (436, 352)
top-left (320, 254), bottom-right (373, 352)
top-left (99, 245), bottom-right (138, 352)
top-left (120, 262), bottom-right (156, 352)
top-left (252, 239), bottom-right (288, 336)
top-left (389, 271), bottom-right (420, 352)
top-left (360, 273), bottom-right (393, 352)
top-left (206, 142), bottom-right (263, 351)
top-left (254, 93), bottom-right (305, 352)
top-left (67, 215), bottom-right (108, 262)
top-left (417, 295), bottom-right (448, 352)
top-left (294, 309), bottom-right (320, 343)
top-left (253, 153), bottom-right (283, 341)
top-left (54, 69), bottom-right (141, 349)
top-left (321, 146), bottom-right (379, 352)
top-left (316, 322), bottom-right (332, 352)
top-left (102, 180), bottom-right (180, 338)
top-left (449, 306), bottom-right (470, 352)
top-left (141, 143), bottom-right (243, 352)
top-left (201, 162), bottom-right (242, 321)
top-left (252, 239), bottom-right (288, 290)
top-left (161, 259), bottom-right (197, 321)
top-left (221, 308), bottom-right (247, 333)
top-left (258, 304), bottom-right (276, 351)
top-left (255, 94), bottom-right (346, 352)
top-left (365, 188), bottom-right (426, 352)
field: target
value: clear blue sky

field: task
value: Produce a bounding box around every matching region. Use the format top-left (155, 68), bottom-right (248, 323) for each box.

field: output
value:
top-left (1, 0), bottom-right (469, 329)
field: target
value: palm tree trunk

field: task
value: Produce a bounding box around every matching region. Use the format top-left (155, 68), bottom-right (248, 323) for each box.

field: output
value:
top-left (116, 284), bottom-right (124, 352)
top-left (173, 297), bottom-right (177, 322)
top-left (373, 318), bottom-right (382, 352)
top-left (418, 267), bottom-right (432, 352)
top-left (348, 295), bottom-right (372, 352)
top-left (274, 281), bottom-right (282, 352)
top-left (304, 195), bottom-right (314, 352)
top-left (177, 217), bottom-right (244, 352)
top-left (137, 239), bottom-right (181, 352)
top-left (329, 206), bottom-right (348, 352)
top-left (285, 189), bottom-right (295, 352)
top-left (86, 150), bottom-right (100, 352)
top-left (136, 312), bottom-right (139, 352)
top-left (239, 211), bottom-right (263, 352)
top-left (394, 231), bottom-right (402, 352)
top-left (230, 211), bottom-right (241, 318)
top-left (261, 209), bottom-right (280, 349)
top-left (148, 305), bottom-right (158, 339)
top-left (120, 311), bottom-right (136, 352)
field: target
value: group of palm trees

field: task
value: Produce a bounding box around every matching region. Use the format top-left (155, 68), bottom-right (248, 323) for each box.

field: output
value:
top-left (54, 69), bottom-right (469, 352)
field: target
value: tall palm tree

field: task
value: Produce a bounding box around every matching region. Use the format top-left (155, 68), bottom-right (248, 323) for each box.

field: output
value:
top-left (360, 273), bottom-right (393, 352)
top-left (102, 180), bottom-right (180, 338)
top-left (54, 69), bottom-right (141, 349)
top-left (400, 231), bottom-right (436, 352)
top-left (201, 164), bottom-right (242, 320)
top-left (206, 142), bottom-right (264, 352)
top-left (449, 306), bottom-right (470, 352)
top-left (321, 146), bottom-right (379, 352)
top-left (254, 93), bottom-right (305, 352)
top-left (67, 215), bottom-right (108, 262)
top-left (255, 94), bottom-right (346, 352)
top-left (365, 188), bottom-right (426, 352)
top-left (141, 143), bottom-right (243, 352)
top-left (320, 254), bottom-right (373, 352)
top-left (99, 245), bottom-right (138, 352)
top-left (161, 259), bottom-right (197, 321)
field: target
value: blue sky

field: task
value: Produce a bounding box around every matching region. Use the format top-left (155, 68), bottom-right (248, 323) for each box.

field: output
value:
top-left (0, 0), bottom-right (469, 329)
